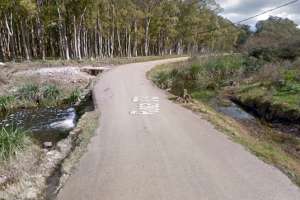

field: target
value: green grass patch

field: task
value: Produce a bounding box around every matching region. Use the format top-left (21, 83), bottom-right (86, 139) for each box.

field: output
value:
top-left (42, 85), bottom-right (61, 100)
top-left (191, 90), bottom-right (216, 102)
top-left (0, 96), bottom-right (15, 113)
top-left (237, 67), bottom-right (300, 113)
top-left (17, 84), bottom-right (39, 100)
top-left (150, 54), bottom-right (260, 98)
top-left (0, 127), bottom-right (28, 160)
top-left (65, 88), bottom-right (81, 105)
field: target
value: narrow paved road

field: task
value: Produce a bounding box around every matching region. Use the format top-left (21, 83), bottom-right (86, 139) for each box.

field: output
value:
top-left (58, 58), bottom-right (300, 200)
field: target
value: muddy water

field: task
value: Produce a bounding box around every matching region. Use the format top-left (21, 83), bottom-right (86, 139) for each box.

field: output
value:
top-left (0, 94), bottom-right (94, 144)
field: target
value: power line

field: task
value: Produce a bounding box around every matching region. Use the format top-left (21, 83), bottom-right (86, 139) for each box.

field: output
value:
top-left (198, 0), bottom-right (299, 35)
top-left (236, 0), bottom-right (299, 24)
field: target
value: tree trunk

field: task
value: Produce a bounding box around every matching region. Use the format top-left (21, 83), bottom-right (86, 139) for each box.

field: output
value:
top-left (57, 7), bottom-right (70, 60)
top-left (16, 23), bottom-right (21, 57)
top-left (85, 29), bottom-right (88, 57)
top-left (117, 28), bottom-right (122, 56)
top-left (58, 8), bottom-right (64, 58)
top-left (0, 31), bottom-right (4, 61)
top-left (20, 21), bottom-right (30, 60)
top-left (133, 20), bottom-right (138, 57)
top-left (94, 28), bottom-right (98, 57)
top-left (36, 9), bottom-right (45, 60)
top-left (49, 32), bottom-right (55, 57)
top-left (73, 16), bottom-right (78, 58)
top-left (5, 14), bottom-right (14, 60)
top-left (31, 24), bottom-right (37, 57)
top-left (158, 31), bottom-right (163, 56)
top-left (65, 33), bottom-right (70, 60)
top-left (110, 5), bottom-right (115, 58)
top-left (177, 39), bottom-right (183, 55)
top-left (144, 17), bottom-right (151, 56)
top-left (96, 15), bottom-right (103, 58)
top-left (127, 27), bottom-right (131, 57)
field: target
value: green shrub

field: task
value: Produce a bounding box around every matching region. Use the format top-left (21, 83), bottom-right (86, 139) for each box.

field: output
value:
top-left (67, 89), bottom-right (81, 104)
top-left (284, 70), bottom-right (300, 82)
top-left (42, 85), bottom-right (60, 99)
top-left (0, 127), bottom-right (28, 160)
top-left (190, 55), bottom-right (249, 89)
top-left (0, 96), bottom-right (15, 113)
top-left (153, 71), bottom-right (171, 89)
top-left (169, 68), bottom-right (180, 78)
top-left (249, 47), bottom-right (298, 62)
top-left (189, 64), bottom-right (202, 79)
top-left (191, 90), bottom-right (216, 102)
top-left (17, 84), bottom-right (39, 100)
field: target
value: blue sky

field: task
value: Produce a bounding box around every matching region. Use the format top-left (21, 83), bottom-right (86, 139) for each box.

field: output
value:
top-left (215, 0), bottom-right (300, 28)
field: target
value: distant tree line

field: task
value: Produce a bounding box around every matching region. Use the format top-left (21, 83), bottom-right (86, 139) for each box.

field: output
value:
top-left (242, 16), bottom-right (300, 61)
top-left (0, 0), bottom-right (243, 62)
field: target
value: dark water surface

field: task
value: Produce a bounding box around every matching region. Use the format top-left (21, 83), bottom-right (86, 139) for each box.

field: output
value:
top-left (215, 101), bottom-right (300, 137)
top-left (0, 94), bottom-right (94, 144)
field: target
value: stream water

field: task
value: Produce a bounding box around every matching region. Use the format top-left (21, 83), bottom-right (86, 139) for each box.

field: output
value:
top-left (0, 94), bottom-right (94, 144)
top-left (214, 101), bottom-right (300, 137)
top-left (216, 103), bottom-right (255, 121)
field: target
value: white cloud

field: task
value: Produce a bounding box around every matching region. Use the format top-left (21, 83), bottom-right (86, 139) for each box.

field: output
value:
top-left (218, 0), bottom-right (241, 9)
top-left (215, 0), bottom-right (300, 28)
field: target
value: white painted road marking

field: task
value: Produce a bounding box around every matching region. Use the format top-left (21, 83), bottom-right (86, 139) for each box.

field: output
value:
top-left (130, 96), bottom-right (160, 115)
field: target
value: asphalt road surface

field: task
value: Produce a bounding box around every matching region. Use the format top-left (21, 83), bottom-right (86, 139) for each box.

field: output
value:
top-left (57, 58), bottom-right (300, 200)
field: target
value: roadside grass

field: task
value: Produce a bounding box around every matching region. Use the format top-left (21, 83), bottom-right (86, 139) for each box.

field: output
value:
top-left (149, 54), bottom-right (261, 98)
top-left (0, 127), bottom-right (29, 160)
top-left (150, 58), bottom-right (300, 187)
top-left (150, 55), bottom-right (300, 118)
top-left (191, 90), bottom-right (217, 102)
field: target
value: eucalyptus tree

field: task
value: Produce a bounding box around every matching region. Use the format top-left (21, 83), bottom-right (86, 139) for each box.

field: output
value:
top-left (134, 0), bottom-right (162, 56)
top-left (0, 0), bottom-right (244, 61)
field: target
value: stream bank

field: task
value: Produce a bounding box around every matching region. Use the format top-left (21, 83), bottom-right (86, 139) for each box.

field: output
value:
top-left (0, 64), bottom-right (103, 199)
top-left (0, 90), bottom-right (96, 199)
top-left (149, 56), bottom-right (300, 187)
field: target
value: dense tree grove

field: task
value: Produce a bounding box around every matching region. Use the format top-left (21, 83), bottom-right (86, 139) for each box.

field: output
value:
top-left (243, 16), bottom-right (300, 50)
top-left (241, 16), bottom-right (300, 61)
top-left (0, 0), bottom-right (242, 61)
